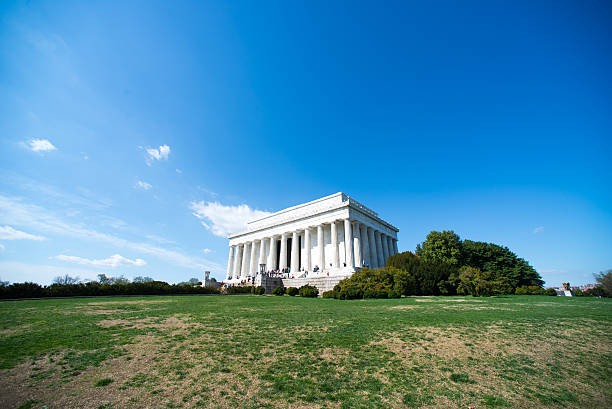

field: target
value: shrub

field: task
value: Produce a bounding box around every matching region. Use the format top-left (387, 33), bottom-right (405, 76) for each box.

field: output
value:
top-left (515, 285), bottom-right (548, 295)
top-left (272, 286), bottom-right (285, 296)
top-left (387, 289), bottom-right (401, 298)
top-left (363, 287), bottom-right (388, 299)
top-left (286, 287), bottom-right (298, 296)
top-left (545, 288), bottom-right (557, 296)
top-left (226, 286), bottom-right (252, 294)
top-left (298, 285), bottom-right (319, 298)
top-left (253, 286), bottom-right (266, 295)
top-left (322, 290), bottom-right (335, 298)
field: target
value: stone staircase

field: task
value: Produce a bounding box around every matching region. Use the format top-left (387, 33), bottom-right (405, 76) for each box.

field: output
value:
top-left (256, 273), bottom-right (352, 294)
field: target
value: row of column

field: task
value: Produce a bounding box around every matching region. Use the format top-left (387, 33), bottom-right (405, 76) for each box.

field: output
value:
top-left (226, 219), bottom-right (398, 280)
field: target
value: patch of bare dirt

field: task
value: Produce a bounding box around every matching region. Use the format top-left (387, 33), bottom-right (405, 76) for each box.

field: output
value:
top-left (87, 299), bottom-right (174, 305)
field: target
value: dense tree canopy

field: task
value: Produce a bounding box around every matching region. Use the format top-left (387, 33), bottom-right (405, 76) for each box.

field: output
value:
top-left (413, 231), bottom-right (543, 290)
top-left (461, 240), bottom-right (543, 287)
top-left (331, 230), bottom-right (547, 299)
top-left (415, 230), bottom-right (462, 266)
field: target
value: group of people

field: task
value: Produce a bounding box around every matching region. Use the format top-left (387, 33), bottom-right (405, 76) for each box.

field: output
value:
top-left (229, 265), bottom-right (332, 285)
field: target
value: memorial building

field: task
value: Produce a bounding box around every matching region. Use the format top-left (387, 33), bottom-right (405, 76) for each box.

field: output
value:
top-left (225, 193), bottom-right (398, 292)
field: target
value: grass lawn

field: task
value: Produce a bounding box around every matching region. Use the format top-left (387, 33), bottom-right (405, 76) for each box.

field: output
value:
top-left (0, 295), bottom-right (610, 408)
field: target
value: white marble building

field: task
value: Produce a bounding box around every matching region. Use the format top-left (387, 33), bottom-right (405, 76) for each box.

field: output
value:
top-left (225, 193), bottom-right (399, 284)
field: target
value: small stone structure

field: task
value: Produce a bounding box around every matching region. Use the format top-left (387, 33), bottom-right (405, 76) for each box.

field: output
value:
top-left (203, 271), bottom-right (221, 288)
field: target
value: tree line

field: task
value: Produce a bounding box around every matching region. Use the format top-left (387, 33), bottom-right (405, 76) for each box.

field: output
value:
top-left (327, 230), bottom-right (610, 299)
top-left (0, 274), bottom-right (221, 299)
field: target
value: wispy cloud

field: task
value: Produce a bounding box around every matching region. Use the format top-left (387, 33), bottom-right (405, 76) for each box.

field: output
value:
top-left (145, 144), bottom-right (170, 164)
top-left (0, 225), bottom-right (45, 241)
top-left (0, 261), bottom-right (103, 285)
top-left (533, 226), bottom-right (544, 234)
top-left (540, 268), bottom-right (568, 274)
top-left (175, 168), bottom-right (182, 174)
top-left (1, 172), bottom-right (113, 211)
top-left (55, 254), bottom-right (146, 268)
top-left (202, 248), bottom-right (214, 254)
top-left (27, 139), bottom-right (57, 152)
top-left (136, 180), bottom-right (152, 190)
top-left (0, 195), bottom-right (222, 272)
top-left (0, 243), bottom-right (4, 252)
top-left (190, 201), bottom-right (271, 237)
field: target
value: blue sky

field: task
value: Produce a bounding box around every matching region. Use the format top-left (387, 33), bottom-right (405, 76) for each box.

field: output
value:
top-left (1, 0), bottom-right (610, 286)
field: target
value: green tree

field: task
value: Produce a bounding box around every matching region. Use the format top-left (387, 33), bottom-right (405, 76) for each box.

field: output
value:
top-left (415, 230), bottom-right (462, 266)
top-left (462, 240), bottom-right (543, 288)
top-left (594, 270), bottom-right (612, 296)
top-left (387, 251), bottom-right (456, 295)
top-left (391, 268), bottom-right (418, 296)
top-left (456, 266), bottom-right (512, 297)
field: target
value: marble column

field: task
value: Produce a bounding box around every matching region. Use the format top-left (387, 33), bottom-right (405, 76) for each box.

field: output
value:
top-left (331, 221), bottom-right (339, 268)
top-left (368, 228), bottom-right (377, 268)
top-left (352, 221), bottom-right (361, 267)
top-left (234, 244), bottom-right (243, 277)
top-left (279, 233), bottom-right (288, 269)
top-left (226, 246), bottom-right (234, 279)
top-left (291, 231), bottom-right (299, 273)
top-left (317, 225), bottom-right (325, 271)
top-left (241, 242), bottom-right (249, 277)
top-left (361, 225), bottom-right (371, 268)
top-left (387, 237), bottom-right (394, 257)
top-left (258, 239), bottom-right (266, 272)
top-left (375, 231), bottom-right (384, 268)
top-left (304, 228), bottom-right (311, 272)
top-left (250, 240), bottom-right (257, 275)
top-left (268, 237), bottom-right (277, 270)
top-left (381, 234), bottom-right (389, 265)
top-left (344, 219), bottom-right (354, 268)
top-left (393, 239), bottom-right (399, 255)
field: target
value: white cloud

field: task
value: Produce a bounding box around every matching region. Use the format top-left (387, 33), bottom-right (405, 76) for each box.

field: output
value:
top-left (55, 254), bottom-right (146, 268)
top-left (202, 248), bottom-right (214, 254)
top-left (0, 225), bottom-right (45, 241)
top-left (0, 243), bottom-right (4, 251)
top-left (0, 195), bottom-right (223, 273)
top-left (0, 261), bottom-right (103, 286)
top-left (27, 139), bottom-right (57, 152)
top-left (190, 201), bottom-right (271, 237)
top-left (145, 144), bottom-right (170, 164)
top-left (136, 180), bottom-right (152, 190)
top-left (533, 226), bottom-right (544, 234)
top-left (175, 168), bottom-right (182, 174)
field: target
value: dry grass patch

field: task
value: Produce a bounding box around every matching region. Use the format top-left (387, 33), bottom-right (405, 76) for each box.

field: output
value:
top-left (390, 305), bottom-right (422, 310)
top-left (87, 299), bottom-right (175, 305)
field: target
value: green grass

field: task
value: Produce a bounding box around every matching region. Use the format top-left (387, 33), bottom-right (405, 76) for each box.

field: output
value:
top-left (95, 378), bottom-right (113, 387)
top-left (0, 295), bottom-right (610, 408)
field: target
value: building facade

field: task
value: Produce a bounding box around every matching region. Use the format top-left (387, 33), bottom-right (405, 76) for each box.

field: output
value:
top-left (225, 193), bottom-right (399, 285)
